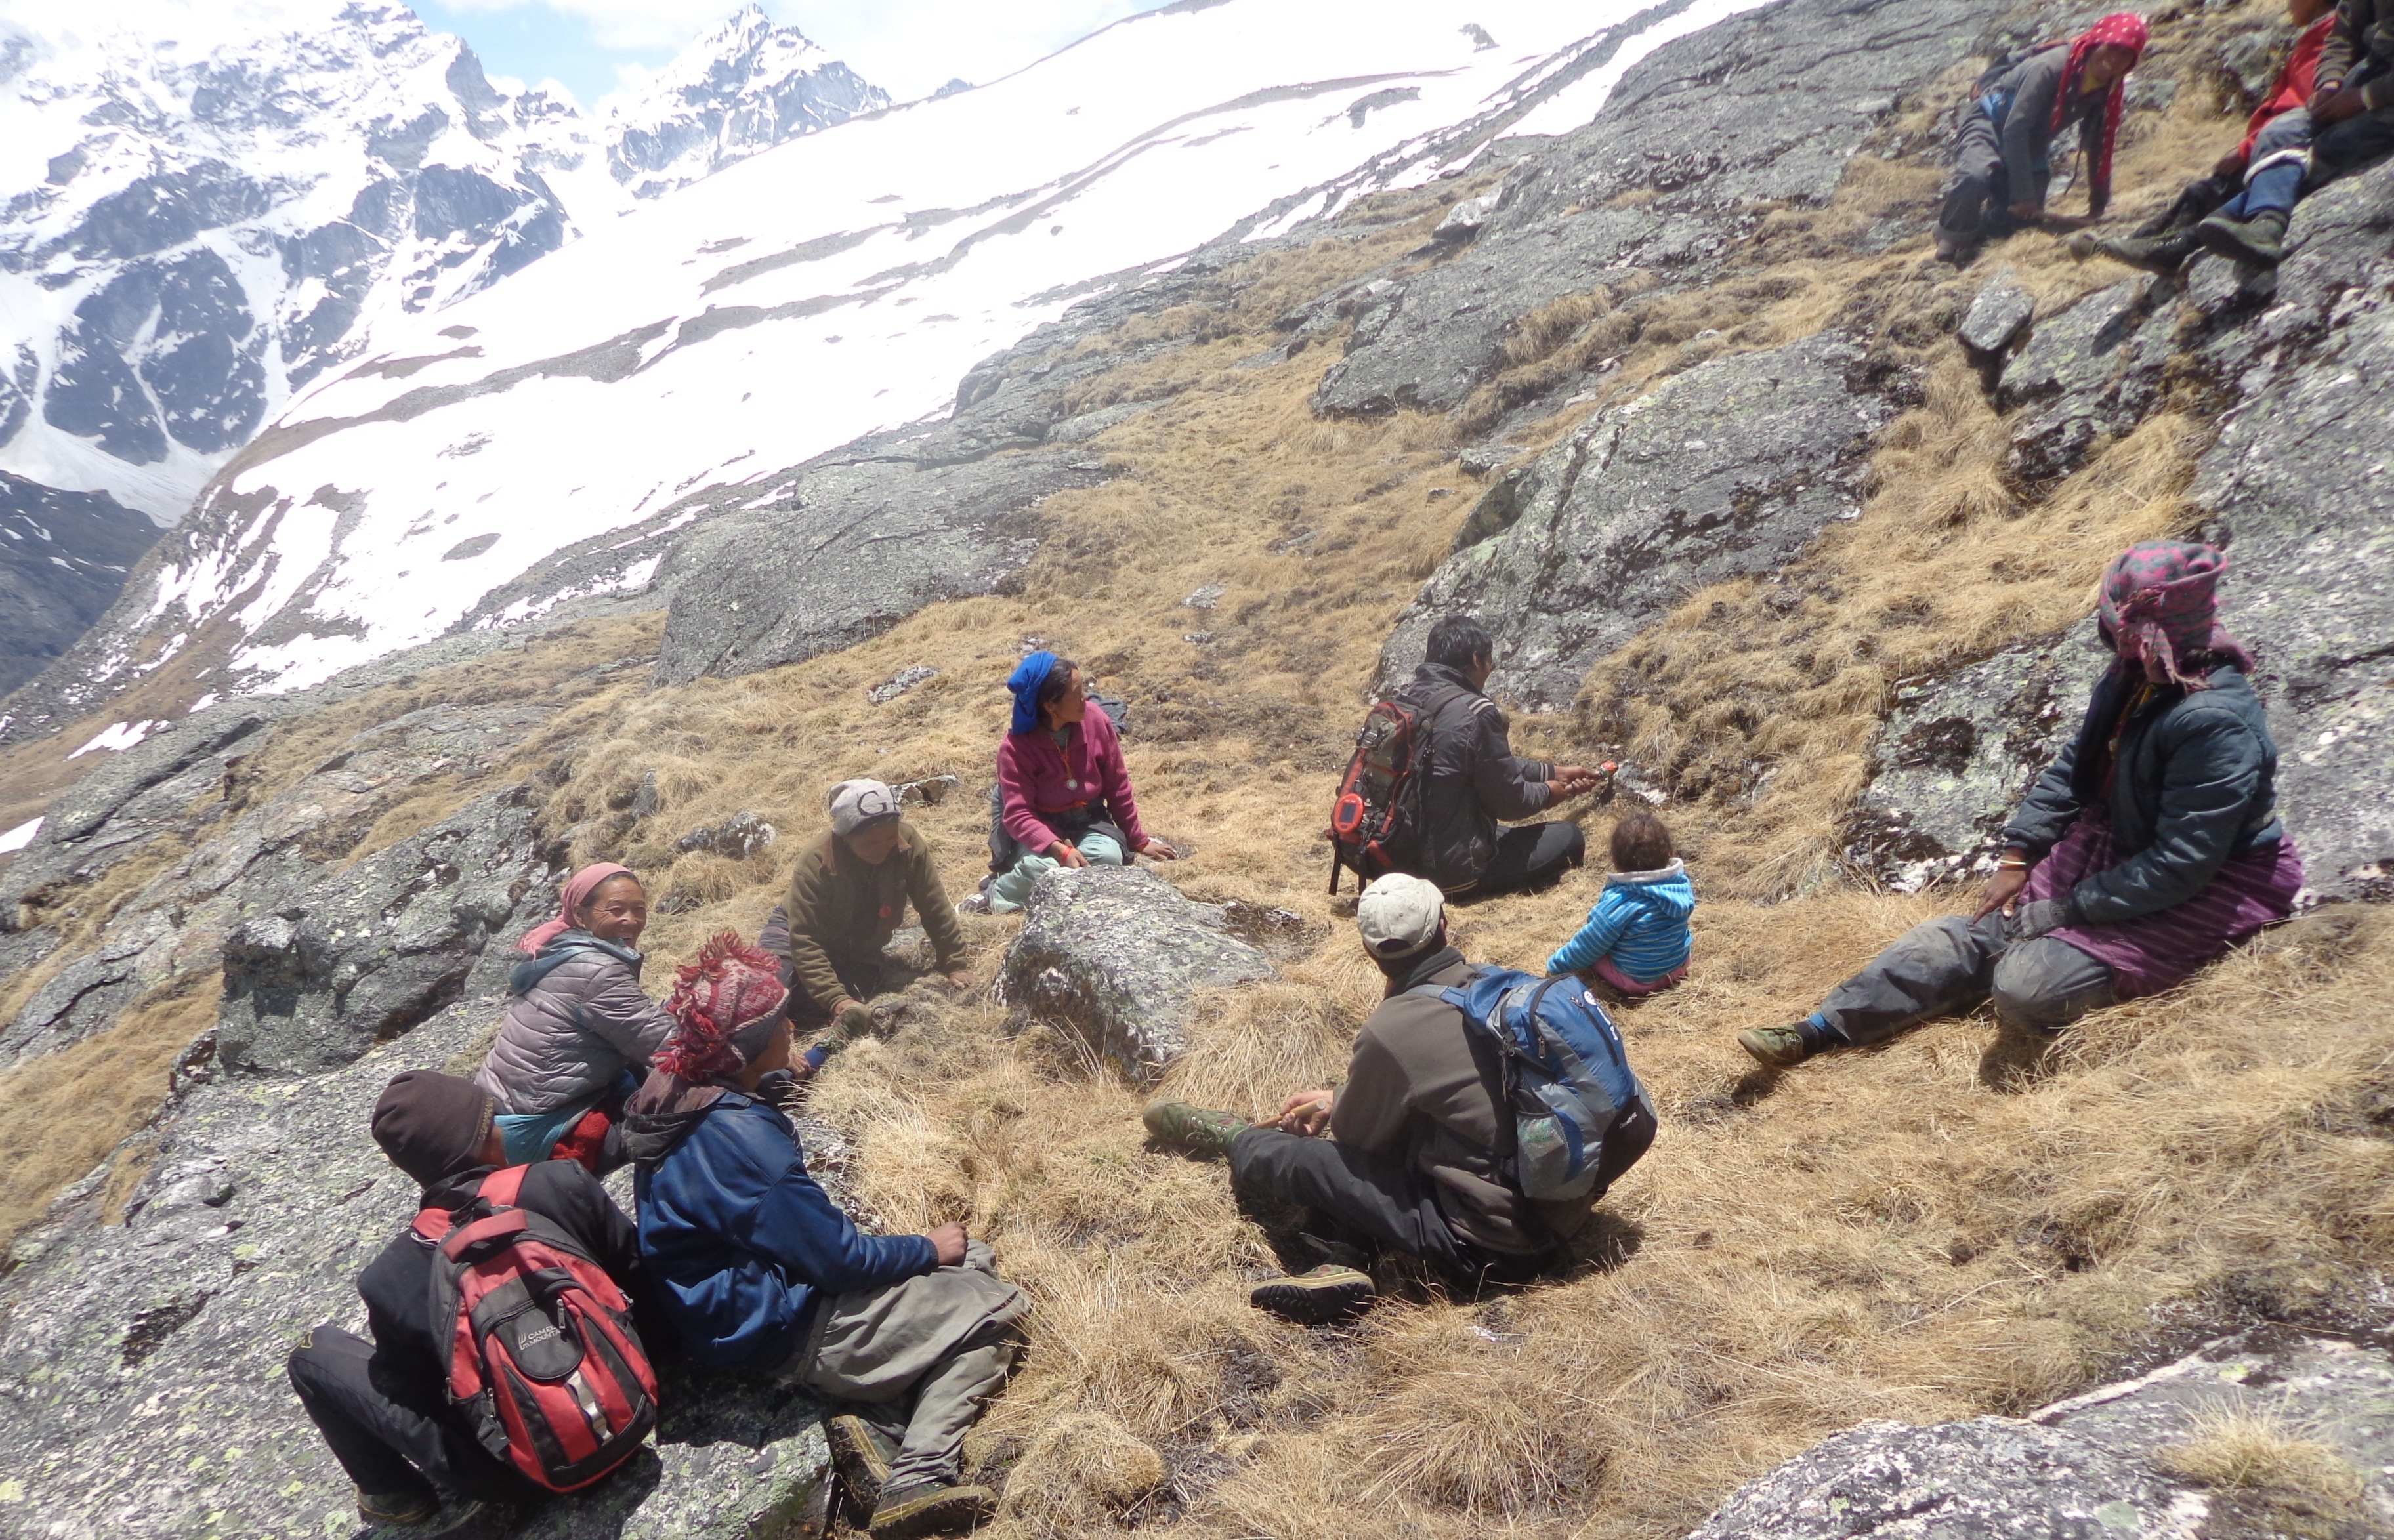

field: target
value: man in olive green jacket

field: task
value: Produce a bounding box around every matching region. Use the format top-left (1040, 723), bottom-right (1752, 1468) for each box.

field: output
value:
top-left (762, 781), bottom-right (973, 1047)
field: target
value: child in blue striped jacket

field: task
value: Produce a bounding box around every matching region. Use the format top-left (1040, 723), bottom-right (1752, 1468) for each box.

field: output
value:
top-left (1547, 812), bottom-right (1695, 997)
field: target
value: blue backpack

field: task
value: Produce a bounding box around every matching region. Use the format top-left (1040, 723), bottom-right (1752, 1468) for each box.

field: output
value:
top-left (1417, 967), bottom-right (1654, 1202)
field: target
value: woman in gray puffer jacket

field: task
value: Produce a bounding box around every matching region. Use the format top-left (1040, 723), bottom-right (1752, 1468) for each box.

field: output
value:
top-left (475, 862), bottom-right (674, 1166)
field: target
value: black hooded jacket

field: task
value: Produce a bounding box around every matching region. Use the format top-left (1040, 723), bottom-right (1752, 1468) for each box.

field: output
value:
top-left (1396, 662), bottom-right (1555, 891)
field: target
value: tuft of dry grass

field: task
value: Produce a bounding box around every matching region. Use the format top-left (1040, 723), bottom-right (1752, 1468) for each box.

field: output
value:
top-left (2156, 1407), bottom-right (2366, 1501)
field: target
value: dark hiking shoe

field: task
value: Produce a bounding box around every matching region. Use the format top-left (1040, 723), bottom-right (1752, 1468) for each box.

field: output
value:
top-left (2196, 209), bottom-right (2288, 266)
top-left (867, 1480), bottom-right (998, 1539)
top-left (357, 1488), bottom-right (438, 1527)
top-left (1934, 232), bottom-right (1977, 266)
top-left (1738, 1023), bottom-right (1822, 1068)
top-left (1251, 1264), bottom-right (1376, 1324)
top-left (424, 1502), bottom-right (515, 1540)
top-left (827, 1413), bottom-right (899, 1519)
top-left (2094, 228), bottom-right (2200, 274)
top-left (1141, 1100), bottom-right (1251, 1159)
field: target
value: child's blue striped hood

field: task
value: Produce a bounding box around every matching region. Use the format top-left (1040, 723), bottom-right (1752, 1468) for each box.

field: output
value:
top-left (1603, 858), bottom-right (1696, 919)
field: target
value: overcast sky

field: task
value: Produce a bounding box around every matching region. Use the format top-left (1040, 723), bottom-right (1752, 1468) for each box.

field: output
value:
top-left (416, 0), bottom-right (1180, 108)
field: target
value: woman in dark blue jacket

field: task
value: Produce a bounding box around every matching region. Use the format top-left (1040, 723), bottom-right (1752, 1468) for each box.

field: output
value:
top-left (1742, 541), bottom-right (2303, 1068)
top-left (623, 934), bottom-right (1027, 1540)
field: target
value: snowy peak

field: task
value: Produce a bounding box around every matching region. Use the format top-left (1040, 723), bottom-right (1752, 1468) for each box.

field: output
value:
top-left (605, 5), bottom-right (889, 199)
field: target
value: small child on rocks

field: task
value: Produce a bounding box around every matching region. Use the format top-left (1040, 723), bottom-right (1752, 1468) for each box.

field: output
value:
top-left (1547, 812), bottom-right (1695, 997)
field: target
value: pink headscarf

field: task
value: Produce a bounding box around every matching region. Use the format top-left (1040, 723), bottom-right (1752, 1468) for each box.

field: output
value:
top-left (517, 862), bottom-right (635, 955)
top-left (2097, 540), bottom-right (2254, 690)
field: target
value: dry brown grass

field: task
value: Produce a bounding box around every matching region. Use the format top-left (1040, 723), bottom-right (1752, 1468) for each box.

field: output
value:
top-left (2155, 1405), bottom-right (2369, 1536)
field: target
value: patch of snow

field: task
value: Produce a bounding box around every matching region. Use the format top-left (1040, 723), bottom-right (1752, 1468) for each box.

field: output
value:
top-left (0, 816), bottom-right (42, 854)
top-left (66, 719), bottom-right (162, 758)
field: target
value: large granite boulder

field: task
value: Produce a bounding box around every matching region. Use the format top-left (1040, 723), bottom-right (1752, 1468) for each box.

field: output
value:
top-left (998, 866), bottom-right (1272, 1079)
top-left (1312, 0), bottom-right (1998, 418)
top-left (1996, 278), bottom-right (2174, 483)
top-left (1383, 332), bottom-right (1895, 707)
top-left (215, 786), bottom-right (558, 1075)
top-left (1687, 1329), bottom-right (2394, 1538)
top-left (0, 997), bottom-right (835, 1540)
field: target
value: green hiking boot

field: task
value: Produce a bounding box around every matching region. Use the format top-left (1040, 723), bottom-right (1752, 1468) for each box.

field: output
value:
top-left (2195, 208), bottom-right (2288, 266)
top-left (1141, 1100), bottom-right (1251, 1159)
top-left (826, 1413), bottom-right (900, 1520)
top-left (1250, 1264), bottom-right (1376, 1325)
top-left (2093, 228), bottom-right (2200, 274)
top-left (357, 1488), bottom-right (439, 1527)
top-left (867, 1480), bottom-right (998, 1539)
top-left (1737, 1023), bottom-right (1822, 1069)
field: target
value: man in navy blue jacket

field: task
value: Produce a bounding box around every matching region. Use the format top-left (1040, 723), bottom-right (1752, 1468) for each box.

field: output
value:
top-left (624, 933), bottom-right (1026, 1540)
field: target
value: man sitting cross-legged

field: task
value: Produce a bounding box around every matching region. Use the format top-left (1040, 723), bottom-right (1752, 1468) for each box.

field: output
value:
top-left (624, 932), bottom-right (1028, 1540)
top-left (1144, 873), bottom-right (1657, 1321)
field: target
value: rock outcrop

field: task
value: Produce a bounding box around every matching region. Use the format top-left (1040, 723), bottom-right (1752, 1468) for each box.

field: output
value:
top-left (998, 866), bottom-right (1272, 1079)
top-left (1384, 332), bottom-right (1895, 706)
top-left (1687, 1329), bottom-right (2394, 1538)
top-left (0, 471), bottom-right (159, 696)
top-left (0, 997), bottom-right (837, 1540)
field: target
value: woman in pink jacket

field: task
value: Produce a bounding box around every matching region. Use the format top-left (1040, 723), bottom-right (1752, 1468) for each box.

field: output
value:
top-left (985, 652), bottom-right (1175, 911)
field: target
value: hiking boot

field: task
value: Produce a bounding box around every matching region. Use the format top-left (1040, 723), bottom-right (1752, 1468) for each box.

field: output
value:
top-left (1934, 232), bottom-right (1977, 266)
top-left (866, 1480), bottom-right (998, 1539)
top-left (826, 1414), bottom-right (899, 1520)
top-left (424, 1502), bottom-right (515, 1540)
top-left (2195, 209), bottom-right (2288, 266)
top-left (1737, 1022), bottom-right (1825, 1068)
top-left (1141, 1100), bottom-right (1251, 1159)
top-left (357, 1488), bottom-right (438, 1527)
top-left (2094, 228), bottom-right (2200, 274)
top-left (1250, 1264), bottom-right (1376, 1325)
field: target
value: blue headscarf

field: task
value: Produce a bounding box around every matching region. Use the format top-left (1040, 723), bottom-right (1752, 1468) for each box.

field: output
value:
top-left (1007, 650), bottom-right (1059, 735)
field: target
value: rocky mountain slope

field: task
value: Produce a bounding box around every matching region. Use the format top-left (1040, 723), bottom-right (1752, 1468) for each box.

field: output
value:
top-left (0, 0), bottom-right (883, 692)
top-left (1, 0), bottom-right (2392, 1536)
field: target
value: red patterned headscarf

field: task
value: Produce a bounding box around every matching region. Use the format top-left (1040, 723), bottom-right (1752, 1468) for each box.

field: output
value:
top-left (2097, 540), bottom-right (2253, 690)
top-left (654, 932), bottom-right (788, 1083)
top-left (2055, 12), bottom-right (2148, 211)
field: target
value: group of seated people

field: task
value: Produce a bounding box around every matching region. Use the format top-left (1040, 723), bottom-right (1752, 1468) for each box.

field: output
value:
top-left (1939, 0), bottom-right (2394, 271)
top-left (290, 536), bottom-right (2300, 1533)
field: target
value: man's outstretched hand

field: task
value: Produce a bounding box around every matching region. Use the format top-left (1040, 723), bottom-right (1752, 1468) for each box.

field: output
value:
top-left (1549, 765), bottom-right (1604, 800)
top-left (928, 1222), bottom-right (969, 1267)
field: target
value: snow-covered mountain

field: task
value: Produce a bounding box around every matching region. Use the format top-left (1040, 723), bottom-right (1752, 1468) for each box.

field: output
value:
top-left (606, 5), bottom-right (888, 200)
top-left (6, 0), bottom-right (1771, 731)
top-left (0, 0), bottom-right (885, 694)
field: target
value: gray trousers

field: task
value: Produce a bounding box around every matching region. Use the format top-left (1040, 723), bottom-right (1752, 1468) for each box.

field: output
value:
top-left (1819, 914), bottom-right (2114, 1045)
top-left (1940, 110), bottom-right (2048, 242)
top-left (786, 1244), bottom-right (1028, 1489)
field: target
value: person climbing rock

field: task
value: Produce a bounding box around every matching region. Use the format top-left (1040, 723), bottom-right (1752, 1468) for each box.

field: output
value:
top-left (1387, 615), bottom-right (1603, 900)
top-left (1741, 541), bottom-right (2303, 1078)
top-left (1937, 14), bottom-right (2148, 264)
top-left (286, 1070), bottom-right (650, 1536)
top-left (474, 864), bottom-right (673, 1171)
top-left (1144, 873), bottom-right (1656, 1320)
top-left (983, 650), bottom-right (1175, 913)
top-left (626, 934), bottom-right (1027, 1540)
top-left (2093, 0), bottom-right (2332, 270)
top-left (1547, 811), bottom-right (1696, 999)
top-left (759, 778), bottom-right (973, 1088)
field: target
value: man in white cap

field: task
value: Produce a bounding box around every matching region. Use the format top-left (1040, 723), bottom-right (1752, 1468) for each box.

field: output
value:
top-left (1143, 873), bottom-right (1648, 1320)
top-left (759, 780), bottom-right (973, 1078)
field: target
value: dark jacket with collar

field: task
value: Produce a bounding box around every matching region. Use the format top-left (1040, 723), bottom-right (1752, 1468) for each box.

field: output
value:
top-left (2002, 663), bottom-right (2284, 924)
top-left (356, 1159), bottom-right (644, 1417)
top-left (629, 1091), bottom-right (938, 1371)
top-left (1398, 662), bottom-right (1554, 892)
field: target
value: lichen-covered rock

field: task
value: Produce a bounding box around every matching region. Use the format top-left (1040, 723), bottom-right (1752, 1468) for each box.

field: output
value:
top-left (998, 865), bottom-right (1271, 1078)
top-left (1686, 1328), bottom-right (2394, 1539)
top-left (1958, 270), bottom-right (2034, 357)
top-left (1383, 333), bottom-right (1894, 707)
top-left (215, 787), bottom-right (558, 1075)
top-left (0, 909), bottom-right (178, 1066)
top-left (1997, 278), bottom-right (2172, 482)
top-left (1846, 622), bottom-right (2107, 890)
top-left (0, 997), bottom-right (835, 1540)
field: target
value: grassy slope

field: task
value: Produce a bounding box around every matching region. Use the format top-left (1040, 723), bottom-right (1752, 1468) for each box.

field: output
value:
top-left (5, 5), bottom-right (2392, 1533)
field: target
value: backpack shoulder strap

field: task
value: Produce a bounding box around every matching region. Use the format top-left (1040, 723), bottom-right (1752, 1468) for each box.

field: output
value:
top-left (479, 1164), bottom-right (531, 1207)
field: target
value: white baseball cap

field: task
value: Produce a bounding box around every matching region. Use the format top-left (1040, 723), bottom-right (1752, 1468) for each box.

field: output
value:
top-left (827, 779), bottom-right (901, 836)
top-left (1357, 873), bottom-right (1445, 959)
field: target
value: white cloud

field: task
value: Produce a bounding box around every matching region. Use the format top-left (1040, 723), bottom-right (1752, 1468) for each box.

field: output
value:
top-left (436, 0), bottom-right (735, 53)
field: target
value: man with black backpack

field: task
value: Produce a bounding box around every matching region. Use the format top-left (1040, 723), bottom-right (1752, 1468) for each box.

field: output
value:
top-left (287, 1070), bottom-right (654, 1535)
top-left (1334, 615), bottom-right (1603, 900)
top-left (1143, 874), bottom-right (1656, 1321)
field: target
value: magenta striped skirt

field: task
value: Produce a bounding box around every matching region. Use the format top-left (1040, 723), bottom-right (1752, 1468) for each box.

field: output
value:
top-left (2026, 816), bottom-right (2303, 999)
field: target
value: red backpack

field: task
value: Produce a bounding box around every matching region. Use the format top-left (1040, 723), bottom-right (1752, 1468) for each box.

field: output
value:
top-left (1326, 684), bottom-right (1463, 893)
top-left (412, 1166), bottom-right (658, 1493)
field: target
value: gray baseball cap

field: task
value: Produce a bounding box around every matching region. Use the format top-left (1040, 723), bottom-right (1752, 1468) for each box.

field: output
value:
top-left (1357, 873), bottom-right (1445, 959)
top-left (828, 778), bottom-right (901, 836)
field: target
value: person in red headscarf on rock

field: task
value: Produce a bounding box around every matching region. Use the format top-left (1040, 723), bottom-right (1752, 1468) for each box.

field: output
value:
top-left (1936, 12), bottom-right (2149, 263)
top-left (474, 862), bottom-right (675, 1171)
top-left (1739, 540), bottom-right (2303, 1080)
